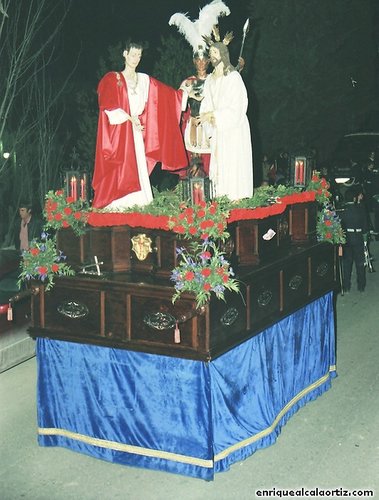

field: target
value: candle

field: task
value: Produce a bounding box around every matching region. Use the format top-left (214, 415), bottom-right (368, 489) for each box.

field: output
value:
top-left (70, 176), bottom-right (74, 199)
top-left (71, 176), bottom-right (77, 201)
top-left (299, 161), bottom-right (304, 184)
top-left (80, 178), bottom-right (85, 200)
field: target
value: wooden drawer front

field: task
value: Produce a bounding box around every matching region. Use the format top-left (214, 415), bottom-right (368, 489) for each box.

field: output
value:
top-left (90, 227), bottom-right (132, 273)
top-left (128, 294), bottom-right (207, 350)
top-left (282, 255), bottom-right (309, 311)
top-left (248, 268), bottom-right (281, 330)
top-left (43, 284), bottom-right (102, 336)
top-left (289, 202), bottom-right (317, 244)
top-left (209, 286), bottom-right (248, 351)
top-left (233, 213), bottom-right (290, 269)
top-left (56, 229), bottom-right (91, 267)
top-left (310, 244), bottom-right (336, 296)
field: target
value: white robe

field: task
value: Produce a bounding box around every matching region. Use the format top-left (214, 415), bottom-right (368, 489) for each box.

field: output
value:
top-left (200, 70), bottom-right (254, 200)
top-left (104, 73), bottom-right (153, 210)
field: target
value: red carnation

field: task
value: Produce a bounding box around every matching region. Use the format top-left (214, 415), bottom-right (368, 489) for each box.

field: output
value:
top-left (185, 271), bottom-right (195, 281)
top-left (64, 207), bottom-right (72, 215)
top-left (203, 283), bottom-right (211, 292)
top-left (324, 220), bottom-right (332, 227)
top-left (195, 200), bottom-right (206, 208)
top-left (201, 251), bottom-right (211, 260)
top-left (51, 263), bottom-right (60, 273)
top-left (184, 207), bottom-right (194, 217)
top-left (325, 232), bottom-right (332, 239)
top-left (189, 226), bottom-right (197, 235)
top-left (197, 209), bottom-right (206, 218)
top-left (30, 248), bottom-right (40, 256)
top-left (62, 221), bottom-right (70, 228)
top-left (311, 175), bottom-right (319, 182)
top-left (73, 212), bottom-right (82, 220)
top-left (201, 268), bottom-right (212, 277)
top-left (66, 196), bottom-right (74, 204)
top-left (55, 190), bottom-right (64, 196)
top-left (209, 205), bottom-right (217, 215)
top-left (46, 200), bottom-right (58, 212)
top-left (200, 233), bottom-right (209, 240)
top-left (38, 266), bottom-right (48, 275)
top-left (54, 213), bottom-right (63, 221)
top-left (173, 225), bottom-right (185, 234)
top-left (222, 274), bottom-right (229, 283)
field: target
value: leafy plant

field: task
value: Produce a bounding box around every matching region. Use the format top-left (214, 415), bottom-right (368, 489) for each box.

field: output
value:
top-left (44, 189), bottom-right (89, 236)
top-left (168, 199), bottom-right (230, 242)
top-left (18, 232), bottom-right (75, 291)
top-left (307, 172), bottom-right (332, 204)
top-left (171, 240), bottom-right (239, 309)
top-left (316, 204), bottom-right (345, 245)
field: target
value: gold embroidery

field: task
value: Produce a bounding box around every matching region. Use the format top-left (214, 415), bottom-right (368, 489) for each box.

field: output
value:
top-left (115, 72), bottom-right (122, 87)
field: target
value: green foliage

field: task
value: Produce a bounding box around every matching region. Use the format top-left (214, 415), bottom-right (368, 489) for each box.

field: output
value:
top-left (18, 232), bottom-right (75, 291)
top-left (44, 189), bottom-right (89, 236)
top-left (171, 240), bottom-right (239, 309)
top-left (317, 204), bottom-right (346, 245)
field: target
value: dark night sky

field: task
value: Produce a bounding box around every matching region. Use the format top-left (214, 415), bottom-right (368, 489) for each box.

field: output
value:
top-left (60, 0), bottom-right (251, 82)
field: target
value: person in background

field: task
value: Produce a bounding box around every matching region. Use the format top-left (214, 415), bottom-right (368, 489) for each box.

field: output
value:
top-left (261, 154), bottom-right (275, 185)
top-left (14, 202), bottom-right (43, 252)
top-left (340, 187), bottom-right (369, 292)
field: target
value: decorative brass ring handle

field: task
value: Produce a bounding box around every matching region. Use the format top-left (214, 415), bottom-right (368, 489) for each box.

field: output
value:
top-left (316, 262), bottom-right (328, 277)
top-left (257, 289), bottom-right (273, 307)
top-left (220, 307), bottom-right (239, 326)
top-left (57, 300), bottom-right (89, 319)
top-left (289, 274), bottom-right (303, 290)
top-left (143, 306), bottom-right (206, 331)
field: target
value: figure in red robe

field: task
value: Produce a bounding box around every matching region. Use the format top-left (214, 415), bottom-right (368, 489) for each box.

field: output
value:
top-left (92, 42), bottom-right (188, 209)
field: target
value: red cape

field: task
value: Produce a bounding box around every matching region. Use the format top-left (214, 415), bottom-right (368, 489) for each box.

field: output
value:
top-left (92, 72), bottom-right (187, 208)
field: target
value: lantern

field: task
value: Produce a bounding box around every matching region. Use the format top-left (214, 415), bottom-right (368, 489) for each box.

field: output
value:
top-left (290, 153), bottom-right (315, 187)
top-left (64, 170), bottom-right (88, 202)
top-left (178, 176), bottom-right (213, 204)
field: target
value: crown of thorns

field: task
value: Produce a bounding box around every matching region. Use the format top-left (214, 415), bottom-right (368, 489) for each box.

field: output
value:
top-left (202, 25), bottom-right (234, 47)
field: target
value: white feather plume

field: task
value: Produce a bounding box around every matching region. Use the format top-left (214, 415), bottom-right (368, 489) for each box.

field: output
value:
top-left (196, 1), bottom-right (230, 40)
top-left (169, 1), bottom-right (230, 52)
top-left (169, 13), bottom-right (203, 51)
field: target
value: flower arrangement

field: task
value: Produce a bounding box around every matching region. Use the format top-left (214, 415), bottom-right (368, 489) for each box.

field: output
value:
top-left (18, 232), bottom-right (75, 291)
top-left (307, 172), bottom-right (332, 204)
top-left (316, 204), bottom-right (346, 245)
top-left (44, 189), bottom-right (89, 236)
top-left (170, 240), bottom-right (239, 308)
top-left (168, 199), bottom-right (230, 241)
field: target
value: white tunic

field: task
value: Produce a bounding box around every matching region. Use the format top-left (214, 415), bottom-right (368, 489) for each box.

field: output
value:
top-left (105, 73), bottom-right (153, 210)
top-left (200, 70), bottom-right (254, 200)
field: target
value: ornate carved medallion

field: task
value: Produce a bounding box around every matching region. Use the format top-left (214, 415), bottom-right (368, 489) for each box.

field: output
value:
top-left (131, 233), bottom-right (153, 261)
top-left (57, 301), bottom-right (89, 319)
